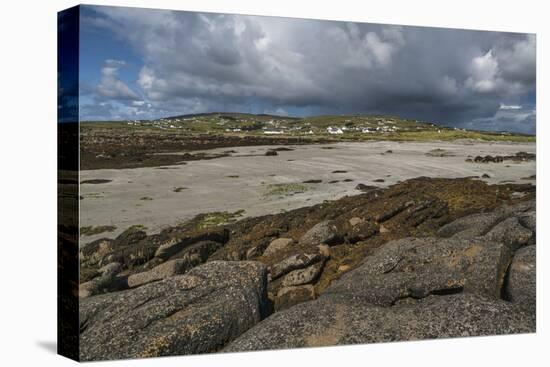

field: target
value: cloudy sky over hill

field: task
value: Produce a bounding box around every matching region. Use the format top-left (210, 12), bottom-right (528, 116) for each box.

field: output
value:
top-left (78, 5), bottom-right (536, 133)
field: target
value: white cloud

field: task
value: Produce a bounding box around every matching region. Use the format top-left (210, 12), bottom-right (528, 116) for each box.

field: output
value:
top-left (364, 31), bottom-right (399, 66)
top-left (97, 59), bottom-right (139, 100)
top-left (80, 6), bottom-right (535, 133)
top-left (466, 50), bottom-right (501, 93)
top-left (499, 103), bottom-right (522, 110)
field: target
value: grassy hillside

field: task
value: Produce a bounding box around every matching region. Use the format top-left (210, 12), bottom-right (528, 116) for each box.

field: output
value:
top-left (80, 113), bottom-right (535, 143)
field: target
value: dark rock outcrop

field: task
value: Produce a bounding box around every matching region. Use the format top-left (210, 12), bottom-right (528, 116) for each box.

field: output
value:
top-left (154, 228), bottom-right (228, 260)
top-left (355, 183), bottom-right (379, 192)
top-left (79, 261), bottom-right (269, 361)
top-left (80, 238), bottom-right (114, 268)
top-left (113, 226), bottom-right (148, 248)
top-left (469, 152), bottom-right (535, 164)
top-left (281, 261), bottom-right (324, 287)
top-left (126, 259), bottom-right (190, 288)
top-left (338, 218), bottom-right (379, 243)
top-left (79, 262), bottom-right (122, 298)
top-left (270, 253), bottom-right (324, 280)
top-left (263, 238), bottom-right (294, 256)
top-left (300, 220), bottom-right (341, 245)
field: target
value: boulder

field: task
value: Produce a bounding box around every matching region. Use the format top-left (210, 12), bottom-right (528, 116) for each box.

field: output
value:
top-left (518, 210), bottom-right (536, 232)
top-left (325, 236), bottom-right (513, 306)
top-left (153, 237), bottom-right (181, 259)
top-left (263, 238), bottom-right (294, 256)
top-left (113, 226), bottom-right (147, 248)
top-left (224, 293), bottom-right (534, 352)
top-left (282, 261), bottom-right (324, 287)
top-left (127, 240), bottom-right (223, 287)
top-left (80, 261), bottom-right (269, 361)
top-left (300, 220), bottom-right (340, 245)
top-left (80, 238), bottom-right (114, 266)
top-left (505, 246), bottom-right (536, 313)
top-left (102, 233), bottom-right (165, 270)
top-left (482, 217), bottom-right (533, 249)
top-left (80, 267), bottom-right (100, 284)
top-left (344, 220), bottom-right (379, 243)
top-left (246, 245), bottom-right (262, 259)
top-left (127, 259), bottom-right (190, 288)
top-left (348, 217), bottom-right (363, 226)
top-left (270, 253), bottom-right (324, 280)
top-left (437, 211), bottom-right (503, 238)
top-left (171, 240), bottom-right (223, 263)
top-left (373, 200), bottom-right (414, 222)
top-left (154, 228), bottom-right (228, 260)
top-left (79, 262), bottom-right (122, 298)
top-left (274, 285), bottom-right (315, 311)
top-left (437, 200), bottom-right (535, 240)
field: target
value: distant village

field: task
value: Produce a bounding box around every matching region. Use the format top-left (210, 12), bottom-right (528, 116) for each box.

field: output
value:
top-left (123, 115), bottom-right (457, 136)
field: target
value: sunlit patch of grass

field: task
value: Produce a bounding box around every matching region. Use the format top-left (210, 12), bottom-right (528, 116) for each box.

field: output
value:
top-left (128, 224), bottom-right (147, 231)
top-left (264, 183), bottom-right (310, 198)
top-left (193, 210), bottom-right (246, 229)
top-left (395, 130), bottom-right (535, 143)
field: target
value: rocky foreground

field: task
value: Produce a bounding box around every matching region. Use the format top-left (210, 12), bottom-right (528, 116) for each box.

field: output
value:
top-left (78, 177), bottom-right (535, 361)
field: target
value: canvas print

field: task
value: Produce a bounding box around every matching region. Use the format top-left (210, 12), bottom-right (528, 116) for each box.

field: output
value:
top-left (58, 4), bottom-right (536, 362)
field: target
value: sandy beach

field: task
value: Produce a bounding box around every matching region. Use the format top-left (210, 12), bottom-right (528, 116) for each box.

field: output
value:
top-left (78, 140), bottom-right (535, 242)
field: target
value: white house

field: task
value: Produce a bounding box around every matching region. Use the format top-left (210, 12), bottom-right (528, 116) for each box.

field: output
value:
top-left (327, 126), bottom-right (344, 134)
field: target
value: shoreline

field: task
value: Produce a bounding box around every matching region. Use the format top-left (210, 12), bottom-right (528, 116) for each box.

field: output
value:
top-left (78, 140), bottom-right (535, 243)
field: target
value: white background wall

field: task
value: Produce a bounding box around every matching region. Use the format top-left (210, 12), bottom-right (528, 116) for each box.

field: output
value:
top-left (0, 0), bottom-right (547, 366)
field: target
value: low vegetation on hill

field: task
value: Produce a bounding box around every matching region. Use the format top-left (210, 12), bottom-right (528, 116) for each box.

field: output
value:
top-left (82, 112), bottom-right (534, 143)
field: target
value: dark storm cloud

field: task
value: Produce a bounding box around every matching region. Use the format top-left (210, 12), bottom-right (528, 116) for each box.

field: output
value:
top-left (81, 6), bottom-right (536, 133)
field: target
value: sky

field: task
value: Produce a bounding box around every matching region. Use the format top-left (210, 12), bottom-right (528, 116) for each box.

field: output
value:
top-left (77, 5), bottom-right (536, 134)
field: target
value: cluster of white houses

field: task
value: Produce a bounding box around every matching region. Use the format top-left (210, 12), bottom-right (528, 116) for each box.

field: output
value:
top-left (326, 124), bottom-right (400, 135)
top-left (123, 116), bottom-right (447, 136)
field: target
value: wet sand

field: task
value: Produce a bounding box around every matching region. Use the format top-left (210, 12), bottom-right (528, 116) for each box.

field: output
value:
top-left (79, 140), bottom-right (536, 242)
